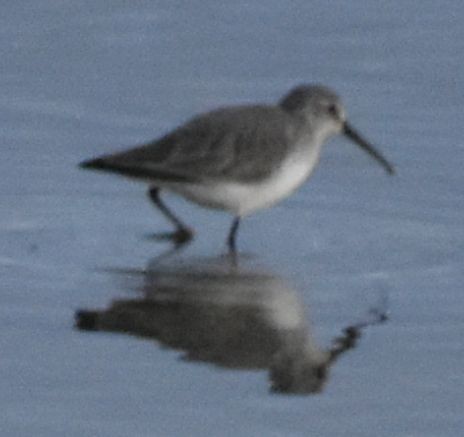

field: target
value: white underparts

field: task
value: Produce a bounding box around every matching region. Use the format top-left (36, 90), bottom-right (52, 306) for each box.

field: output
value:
top-left (163, 144), bottom-right (322, 216)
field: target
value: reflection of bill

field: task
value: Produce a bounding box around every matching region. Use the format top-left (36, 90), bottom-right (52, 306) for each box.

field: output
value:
top-left (76, 255), bottom-right (387, 395)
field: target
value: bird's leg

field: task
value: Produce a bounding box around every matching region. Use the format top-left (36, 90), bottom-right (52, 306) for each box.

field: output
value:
top-left (147, 187), bottom-right (193, 246)
top-left (227, 217), bottom-right (240, 253)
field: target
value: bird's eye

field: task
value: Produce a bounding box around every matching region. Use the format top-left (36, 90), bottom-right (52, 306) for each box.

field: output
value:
top-left (327, 104), bottom-right (338, 117)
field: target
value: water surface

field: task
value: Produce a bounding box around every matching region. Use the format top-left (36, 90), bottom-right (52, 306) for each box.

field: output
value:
top-left (1, 1), bottom-right (463, 436)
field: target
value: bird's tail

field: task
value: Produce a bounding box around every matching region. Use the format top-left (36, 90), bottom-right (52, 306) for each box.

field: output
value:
top-left (79, 157), bottom-right (111, 171)
top-left (78, 156), bottom-right (194, 183)
top-left (75, 310), bottom-right (99, 330)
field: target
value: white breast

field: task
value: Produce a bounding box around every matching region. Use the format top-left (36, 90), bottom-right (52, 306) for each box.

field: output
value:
top-left (229, 156), bottom-right (314, 215)
top-left (168, 145), bottom-right (322, 216)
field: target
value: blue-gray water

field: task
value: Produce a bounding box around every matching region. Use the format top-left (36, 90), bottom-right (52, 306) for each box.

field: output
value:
top-left (1, 1), bottom-right (463, 436)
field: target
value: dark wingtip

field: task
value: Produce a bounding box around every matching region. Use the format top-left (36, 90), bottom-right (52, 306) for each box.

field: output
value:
top-left (75, 310), bottom-right (99, 330)
top-left (79, 157), bottom-right (106, 170)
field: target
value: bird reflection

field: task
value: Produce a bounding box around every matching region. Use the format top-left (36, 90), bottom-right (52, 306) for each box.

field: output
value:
top-left (76, 254), bottom-right (386, 394)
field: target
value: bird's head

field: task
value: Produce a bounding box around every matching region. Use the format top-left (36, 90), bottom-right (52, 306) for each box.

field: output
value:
top-left (279, 84), bottom-right (395, 175)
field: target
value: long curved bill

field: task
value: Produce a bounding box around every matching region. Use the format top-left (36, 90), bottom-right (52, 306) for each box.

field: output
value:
top-left (343, 122), bottom-right (395, 175)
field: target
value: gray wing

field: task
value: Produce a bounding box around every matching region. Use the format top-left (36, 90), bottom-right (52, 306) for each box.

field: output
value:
top-left (80, 105), bottom-right (302, 183)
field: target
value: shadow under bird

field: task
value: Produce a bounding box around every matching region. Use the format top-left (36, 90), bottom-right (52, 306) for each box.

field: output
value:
top-left (80, 84), bottom-right (395, 251)
top-left (75, 254), bottom-right (388, 394)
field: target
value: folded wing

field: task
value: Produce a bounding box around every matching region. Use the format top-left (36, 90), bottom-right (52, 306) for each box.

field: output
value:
top-left (80, 105), bottom-right (300, 184)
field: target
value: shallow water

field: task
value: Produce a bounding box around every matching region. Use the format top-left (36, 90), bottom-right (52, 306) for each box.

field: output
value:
top-left (1, 1), bottom-right (463, 436)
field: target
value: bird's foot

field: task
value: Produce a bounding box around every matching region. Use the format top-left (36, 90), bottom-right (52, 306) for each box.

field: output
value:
top-left (147, 228), bottom-right (194, 246)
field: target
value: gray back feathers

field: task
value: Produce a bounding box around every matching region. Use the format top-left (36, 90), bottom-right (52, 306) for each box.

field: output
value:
top-left (80, 84), bottom-right (337, 183)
